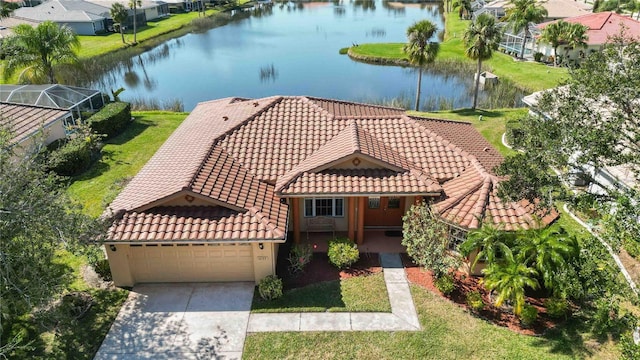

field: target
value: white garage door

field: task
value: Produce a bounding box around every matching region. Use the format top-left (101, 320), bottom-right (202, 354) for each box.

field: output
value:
top-left (129, 243), bottom-right (254, 283)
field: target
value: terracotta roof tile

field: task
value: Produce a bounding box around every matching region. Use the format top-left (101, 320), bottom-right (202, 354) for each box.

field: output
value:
top-left (0, 102), bottom-right (70, 145)
top-left (538, 12), bottom-right (640, 46)
top-left (108, 206), bottom-right (285, 242)
top-left (280, 168), bottom-right (441, 195)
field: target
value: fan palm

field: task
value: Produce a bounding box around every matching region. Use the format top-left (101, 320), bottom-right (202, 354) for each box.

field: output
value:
top-left (504, 0), bottom-right (548, 59)
top-left (110, 2), bottom-right (128, 44)
top-left (463, 13), bottom-right (503, 109)
top-left (539, 20), bottom-right (567, 66)
top-left (403, 20), bottom-right (439, 111)
top-left (3, 21), bottom-right (80, 84)
top-left (482, 253), bottom-right (539, 316)
top-left (563, 23), bottom-right (588, 63)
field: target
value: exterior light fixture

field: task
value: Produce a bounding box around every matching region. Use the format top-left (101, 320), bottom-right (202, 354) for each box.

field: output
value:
top-left (109, 244), bottom-right (117, 252)
top-left (259, 243), bottom-right (264, 250)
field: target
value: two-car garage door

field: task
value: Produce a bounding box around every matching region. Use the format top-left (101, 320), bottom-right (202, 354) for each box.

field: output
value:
top-left (129, 243), bottom-right (254, 283)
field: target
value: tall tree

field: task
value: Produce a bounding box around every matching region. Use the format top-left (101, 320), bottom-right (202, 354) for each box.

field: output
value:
top-left (495, 32), bottom-right (640, 251)
top-left (110, 2), bottom-right (128, 44)
top-left (403, 20), bottom-right (439, 111)
top-left (0, 132), bottom-right (106, 356)
top-left (563, 22), bottom-right (588, 63)
top-left (463, 13), bottom-right (502, 109)
top-left (504, 0), bottom-right (548, 59)
top-left (129, 0), bottom-right (142, 44)
top-left (539, 20), bottom-right (567, 66)
top-left (3, 21), bottom-right (80, 84)
top-left (453, 0), bottom-right (472, 19)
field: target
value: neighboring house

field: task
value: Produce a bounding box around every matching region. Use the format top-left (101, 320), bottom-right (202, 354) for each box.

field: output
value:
top-left (534, 12), bottom-right (640, 63)
top-left (475, 0), bottom-right (590, 20)
top-left (0, 102), bottom-right (73, 152)
top-left (523, 89), bottom-right (638, 195)
top-left (10, 0), bottom-right (169, 35)
top-left (0, 84), bottom-right (104, 153)
top-left (104, 96), bottom-right (557, 287)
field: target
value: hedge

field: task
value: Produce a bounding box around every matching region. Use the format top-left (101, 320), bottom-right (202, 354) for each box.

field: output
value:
top-left (505, 119), bottom-right (525, 148)
top-left (89, 102), bottom-right (131, 139)
top-left (48, 136), bottom-right (94, 176)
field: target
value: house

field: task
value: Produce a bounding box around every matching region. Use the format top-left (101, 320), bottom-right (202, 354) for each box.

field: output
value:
top-left (104, 96), bottom-right (557, 287)
top-left (0, 84), bottom-right (104, 152)
top-left (534, 12), bottom-right (640, 63)
top-left (10, 0), bottom-right (168, 35)
top-left (474, 0), bottom-right (590, 20)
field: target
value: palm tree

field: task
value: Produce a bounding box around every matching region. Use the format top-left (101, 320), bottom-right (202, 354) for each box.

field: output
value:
top-left (129, 0), bottom-right (142, 44)
top-left (516, 226), bottom-right (576, 291)
top-left (403, 20), bottom-right (439, 111)
top-left (459, 222), bottom-right (515, 271)
top-left (1, 1), bottom-right (15, 19)
top-left (504, 0), bottom-right (548, 59)
top-left (453, 0), bottom-right (473, 19)
top-left (463, 13), bottom-right (502, 110)
top-left (482, 253), bottom-right (539, 316)
top-left (3, 21), bottom-right (80, 84)
top-left (539, 20), bottom-right (566, 66)
top-left (563, 23), bottom-right (588, 64)
top-left (110, 2), bottom-right (128, 44)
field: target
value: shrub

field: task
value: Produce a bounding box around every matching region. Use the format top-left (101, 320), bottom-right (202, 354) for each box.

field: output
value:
top-left (89, 102), bottom-right (131, 139)
top-left (434, 274), bottom-right (455, 295)
top-left (327, 237), bottom-right (359, 269)
top-left (93, 259), bottom-right (113, 282)
top-left (288, 243), bottom-right (313, 275)
top-left (505, 119), bottom-right (525, 148)
top-left (533, 52), bottom-right (543, 62)
top-left (48, 136), bottom-right (94, 176)
top-left (258, 275), bottom-right (283, 301)
top-left (544, 297), bottom-right (569, 319)
top-left (624, 238), bottom-right (640, 259)
top-left (520, 304), bottom-right (538, 327)
top-left (621, 330), bottom-right (640, 360)
top-left (466, 290), bottom-right (484, 311)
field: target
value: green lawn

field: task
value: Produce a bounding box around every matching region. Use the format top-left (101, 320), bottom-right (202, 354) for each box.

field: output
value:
top-left (252, 273), bottom-right (391, 313)
top-left (67, 111), bottom-right (186, 217)
top-left (244, 285), bottom-right (620, 359)
top-left (348, 12), bottom-right (568, 92)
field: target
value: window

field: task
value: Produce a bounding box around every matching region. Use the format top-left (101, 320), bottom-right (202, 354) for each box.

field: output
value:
top-left (387, 197), bottom-right (401, 209)
top-left (368, 197), bottom-right (380, 209)
top-left (303, 198), bottom-right (345, 217)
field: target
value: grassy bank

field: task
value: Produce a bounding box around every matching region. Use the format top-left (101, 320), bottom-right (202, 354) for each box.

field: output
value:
top-left (67, 111), bottom-right (186, 217)
top-left (348, 12), bottom-right (568, 92)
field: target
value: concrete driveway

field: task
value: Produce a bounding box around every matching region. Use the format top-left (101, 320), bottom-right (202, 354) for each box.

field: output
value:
top-left (95, 282), bottom-right (254, 360)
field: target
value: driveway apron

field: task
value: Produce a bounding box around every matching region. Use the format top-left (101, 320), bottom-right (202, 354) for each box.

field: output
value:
top-left (95, 282), bottom-right (254, 360)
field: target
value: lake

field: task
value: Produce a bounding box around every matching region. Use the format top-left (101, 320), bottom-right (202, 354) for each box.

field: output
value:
top-left (90, 1), bottom-right (516, 111)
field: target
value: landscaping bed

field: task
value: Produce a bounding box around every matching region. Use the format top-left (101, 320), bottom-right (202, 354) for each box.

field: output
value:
top-left (402, 254), bottom-right (561, 336)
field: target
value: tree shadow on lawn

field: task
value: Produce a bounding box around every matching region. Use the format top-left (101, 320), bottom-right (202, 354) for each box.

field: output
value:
top-left (449, 108), bottom-right (505, 118)
top-left (533, 314), bottom-right (610, 359)
top-left (251, 280), bottom-right (346, 312)
top-left (105, 118), bottom-right (153, 146)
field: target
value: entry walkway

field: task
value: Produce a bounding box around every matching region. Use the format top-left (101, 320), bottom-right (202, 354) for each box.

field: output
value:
top-left (247, 253), bottom-right (420, 332)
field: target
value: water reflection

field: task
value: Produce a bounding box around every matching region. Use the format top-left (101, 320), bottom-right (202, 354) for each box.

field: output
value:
top-left (259, 64), bottom-right (279, 83)
top-left (352, 0), bottom-right (376, 11)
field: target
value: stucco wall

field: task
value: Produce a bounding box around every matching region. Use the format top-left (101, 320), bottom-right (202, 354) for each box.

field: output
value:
top-left (106, 244), bottom-right (135, 287)
top-left (252, 242), bottom-right (277, 283)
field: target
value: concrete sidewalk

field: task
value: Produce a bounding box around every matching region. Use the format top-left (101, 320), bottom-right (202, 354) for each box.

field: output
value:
top-left (247, 253), bottom-right (420, 332)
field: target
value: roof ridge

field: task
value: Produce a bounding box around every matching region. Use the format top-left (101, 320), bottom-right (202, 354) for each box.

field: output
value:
top-left (304, 96), bottom-right (405, 112)
top-left (300, 96), bottom-right (335, 119)
top-left (248, 206), bottom-right (285, 237)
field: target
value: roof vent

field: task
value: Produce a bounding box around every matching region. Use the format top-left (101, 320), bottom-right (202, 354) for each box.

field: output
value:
top-left (483, 147), bottom-right (490, 152)
top-left (222, 116), bottom-right (229, 121)
top-left (253, 102), bottom-right (259, 107)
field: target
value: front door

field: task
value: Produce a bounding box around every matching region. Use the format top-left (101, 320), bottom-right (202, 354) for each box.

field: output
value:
top-left (364, 196), bottom-right (405, 227)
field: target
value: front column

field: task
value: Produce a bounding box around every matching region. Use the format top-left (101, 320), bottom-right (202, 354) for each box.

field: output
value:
top-left (357, 197), bottom-right (365, 245)
top-left (292, 198), bottom-right (301, 244)
top-left (348, 197), bottom-right (356, 241)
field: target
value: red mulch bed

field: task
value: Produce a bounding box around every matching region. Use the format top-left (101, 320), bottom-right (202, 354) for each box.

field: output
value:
top-left (401, 254), bottom-right (559, 336)
top-left (277, 252), bottom-right (382, 290)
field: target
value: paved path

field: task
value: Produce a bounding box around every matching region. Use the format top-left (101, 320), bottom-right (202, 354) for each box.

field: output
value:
top-left (247, 253), bottom-right (420, 332)
top-left (95, 282), bottom-right (254, 360)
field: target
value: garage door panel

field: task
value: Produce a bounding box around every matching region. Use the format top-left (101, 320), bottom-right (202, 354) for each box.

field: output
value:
top-left (129, 244), bottom-right (254, 283)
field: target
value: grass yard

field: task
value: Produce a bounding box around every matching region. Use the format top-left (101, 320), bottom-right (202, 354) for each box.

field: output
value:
top-left (252, 273), bottom-right (391, 313)
top-left (67, 111), bottom-right (186, 217)
top-left (244, 285), bottom-right (620, 359)
top-left (348, 12), bottom-right (568, 92)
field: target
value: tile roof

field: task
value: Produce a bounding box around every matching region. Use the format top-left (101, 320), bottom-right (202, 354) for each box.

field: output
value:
top-left (107, 96), bottom-right (555, 242)
top-left (538, 12), bottom-right (640, 45)
top-left (0, 102), bottom-right (70, 145)
top-left (108, 206), bottom-right (285, 242)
